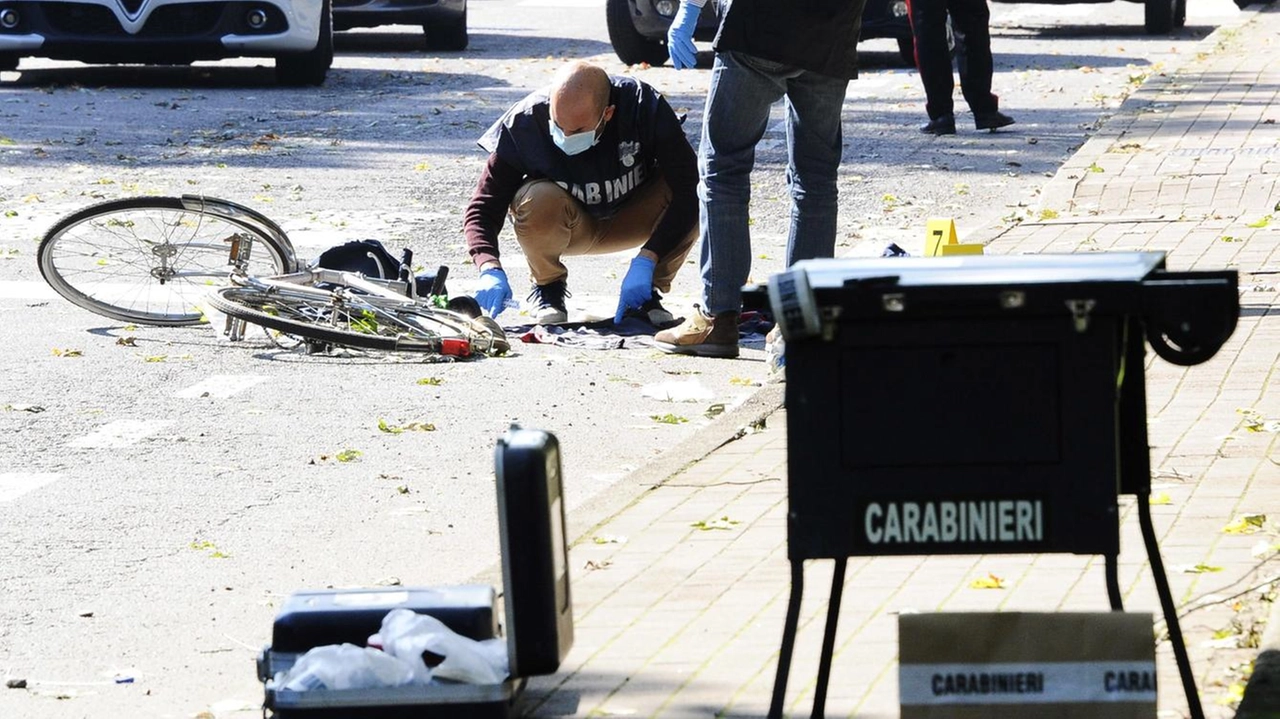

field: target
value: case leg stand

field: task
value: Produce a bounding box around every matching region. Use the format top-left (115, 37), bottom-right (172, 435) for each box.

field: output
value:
top-left (769, 561), bottom-right (805, 719)
top-left (811, 558), bottom-right (847, 718)
top-left (1138, 493), bottom-right (1204, 719)
top-left (1106, 552), bottom-right (1124, 611)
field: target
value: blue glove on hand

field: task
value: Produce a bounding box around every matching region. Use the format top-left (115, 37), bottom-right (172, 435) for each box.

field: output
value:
top-left (666, 2), bottom-right (701, 70)
top-left (615, 256), bottom-right (656, 324)
top-left (475, 267), bottom-right (512, 319)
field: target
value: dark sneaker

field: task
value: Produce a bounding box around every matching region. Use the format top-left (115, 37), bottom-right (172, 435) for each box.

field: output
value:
top-left (920, 114), bottom-right (956, 135)
top-left (528, 280), bottom-right (570, 324)
top-left (654, 306), bottom-right (740, 358)
top-left (974, 110), bottom-right (1015, 131)
top-left (638, 289), bottom-right (677, 328)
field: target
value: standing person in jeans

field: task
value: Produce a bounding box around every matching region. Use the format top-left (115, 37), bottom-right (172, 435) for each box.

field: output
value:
top-left (907, 0), bottom-right (1015, 135)
top-left (655, 0), bottom-right (865, 358)
top-left (465, 61), bottom-right (699, 326)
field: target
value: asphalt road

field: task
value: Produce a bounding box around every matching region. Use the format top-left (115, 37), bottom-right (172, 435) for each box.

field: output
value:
top-left (0, 0), bottom-right (1250, 716)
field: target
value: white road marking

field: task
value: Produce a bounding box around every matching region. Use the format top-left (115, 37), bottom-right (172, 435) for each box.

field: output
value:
top-left (68, 420), bottom-right (173, 448)
top-left (175, 375), bottom-right (268, 399)
top-left (0, 473), bottom-right (61, 503)
top-left (0, 280), bottom-right (207, 309)
top-left (847, 73), bottom-right (900, 98)
top-left (994, 5), bottom-right (1098, 23)
top-left (0, 281), bottom-right (60, 300)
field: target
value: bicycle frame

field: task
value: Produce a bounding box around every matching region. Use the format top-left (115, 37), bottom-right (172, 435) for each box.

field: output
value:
top-left (223, 268), bottom-right (480, 356)
top-left (42, 193), bottom-right (501, 356)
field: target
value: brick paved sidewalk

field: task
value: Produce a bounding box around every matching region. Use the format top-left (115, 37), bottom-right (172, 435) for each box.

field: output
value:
top-left (522, 6), bottom-right (1280, 718)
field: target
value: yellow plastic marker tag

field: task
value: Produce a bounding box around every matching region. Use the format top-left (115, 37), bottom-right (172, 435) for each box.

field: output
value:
top-left (939, 243), bottom-right (985, 256)
top-left (924, 218), bottom-right (958, 257)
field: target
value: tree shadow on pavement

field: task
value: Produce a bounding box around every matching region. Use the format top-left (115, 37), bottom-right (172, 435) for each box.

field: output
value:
top-left (336, 31), bottom-right (614, 60)
top-left (0, 63), bottom-right (454, 90)
top-left (1006, 22), bottom-right (1218, 41)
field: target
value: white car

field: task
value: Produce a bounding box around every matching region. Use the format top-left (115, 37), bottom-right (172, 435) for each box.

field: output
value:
top-left (0, 0), bottom-right (334, 85)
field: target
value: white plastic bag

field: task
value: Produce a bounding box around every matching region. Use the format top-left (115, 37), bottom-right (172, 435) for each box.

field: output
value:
top-left (376, 608), bottom-right (509, 685)
top-left (274, 643), bottom-right (422, 691)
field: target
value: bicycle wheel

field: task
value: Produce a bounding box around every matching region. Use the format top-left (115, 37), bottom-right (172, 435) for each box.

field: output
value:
top-left (39, 197), bottom-right (295, 326)
top-left (210, 285), bottom-right (466, 355)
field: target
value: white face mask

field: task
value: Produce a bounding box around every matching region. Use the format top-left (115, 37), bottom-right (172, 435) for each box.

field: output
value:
top-left (549, 107), bottom-right (606, 156)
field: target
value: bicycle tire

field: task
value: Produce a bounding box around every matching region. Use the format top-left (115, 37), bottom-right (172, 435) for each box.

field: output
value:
top-left (209, 285), bottom-right (459, 354)
top-left (38, 197), bottom-right (296, 326)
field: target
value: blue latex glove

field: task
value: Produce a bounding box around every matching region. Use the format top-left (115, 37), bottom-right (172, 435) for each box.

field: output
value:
top-left (666, 2), bottom-right (701, 70)
top-left (475, 267), bottom-right (512, 319)
top-left (615, 256), bottom-right (656, 324)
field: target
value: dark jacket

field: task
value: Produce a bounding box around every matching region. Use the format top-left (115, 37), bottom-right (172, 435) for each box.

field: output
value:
top-left (713, 0), bottom-right (865, 80)
top-left (463, 75), bottom-right (698, 270)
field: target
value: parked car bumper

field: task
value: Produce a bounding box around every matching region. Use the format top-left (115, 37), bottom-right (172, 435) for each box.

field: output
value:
top-left (332, 0), bottom-right (465, 31)
top-left (626, 0), bottom-right (719, 40)
top-left (860, 0), bottom-right (913, 41)
top-left (619, 0), bottom-right (912, 53)
top-left (0, 0), bottom-right (323, 62)
top-left (989, 0), bottom-right (1129, 3)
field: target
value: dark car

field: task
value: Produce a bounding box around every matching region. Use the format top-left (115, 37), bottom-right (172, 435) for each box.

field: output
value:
top-left (333, 0), bottom-right (468, 51)
top-left (605, 0), bottom-right (917, 67)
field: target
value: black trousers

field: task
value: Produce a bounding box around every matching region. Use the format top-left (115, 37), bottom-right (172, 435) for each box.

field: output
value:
top-left (906, 0), bottom-right (998, 120)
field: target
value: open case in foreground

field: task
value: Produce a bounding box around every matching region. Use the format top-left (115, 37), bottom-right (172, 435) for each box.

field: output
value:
top-left (256, 426), bottom-right (574, 718)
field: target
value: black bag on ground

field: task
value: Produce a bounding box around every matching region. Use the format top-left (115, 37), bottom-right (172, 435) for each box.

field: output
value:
top-left (312, 239), bottom-right (449, 298)
top-left (313, 239), bottom-right (402, 279)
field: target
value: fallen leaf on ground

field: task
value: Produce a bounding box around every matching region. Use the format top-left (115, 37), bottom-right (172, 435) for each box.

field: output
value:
top-left (1222, 514), bottom-right (1266, 534)
top-left (969, 573), bottom-right (1005, 589)
top-left (691, 516), bottom-right (740, 531)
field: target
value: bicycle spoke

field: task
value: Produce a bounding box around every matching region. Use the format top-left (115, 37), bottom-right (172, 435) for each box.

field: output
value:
top-left (41, 201), bottom-right (287, 325)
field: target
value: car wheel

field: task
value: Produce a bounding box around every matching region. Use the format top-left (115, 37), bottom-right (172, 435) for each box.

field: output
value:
top-left (1144, 0), bottom-right (1176, 33)
top-left (606, 0), bottom-right (670, 67)
top-left (0, 53), bottom-right (16, 73)
top-left (276, 0), bottom-right (333, 86)
top-left (425, 4), bottom-right (468, 51)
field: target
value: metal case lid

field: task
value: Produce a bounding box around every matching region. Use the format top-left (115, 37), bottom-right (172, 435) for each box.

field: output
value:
top-left (793, 251), bottom-right (1167, 288)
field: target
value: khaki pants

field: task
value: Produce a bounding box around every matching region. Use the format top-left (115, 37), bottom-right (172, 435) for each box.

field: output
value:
top-left (509, 175), bottom-right (697, 292)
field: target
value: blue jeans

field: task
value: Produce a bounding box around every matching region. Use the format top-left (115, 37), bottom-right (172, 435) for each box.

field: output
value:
top-left (698, 50), bottom-right (849, 315)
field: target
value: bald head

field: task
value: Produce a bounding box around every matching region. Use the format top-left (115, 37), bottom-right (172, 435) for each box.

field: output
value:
top-left (549, 61), bottom-right (613, 135)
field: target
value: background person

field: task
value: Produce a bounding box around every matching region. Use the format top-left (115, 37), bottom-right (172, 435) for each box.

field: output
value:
top-left (906, 0), bottom-right (1015, 135)
top-left (464, 61), bottom-right (698, 326)
top-left (657, 0), bottom-right (866, 358)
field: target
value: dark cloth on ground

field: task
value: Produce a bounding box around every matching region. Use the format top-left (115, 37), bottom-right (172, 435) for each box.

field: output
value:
top-left (507, 312), bottom-right (773, 351)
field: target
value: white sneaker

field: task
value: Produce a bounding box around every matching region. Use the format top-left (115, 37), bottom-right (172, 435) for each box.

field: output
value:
top-left (765, 325), bottom-right (786, 383)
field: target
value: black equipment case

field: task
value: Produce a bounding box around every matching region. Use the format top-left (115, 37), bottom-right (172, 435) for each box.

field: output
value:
top-left (257, 427), bottom-right (574, 718)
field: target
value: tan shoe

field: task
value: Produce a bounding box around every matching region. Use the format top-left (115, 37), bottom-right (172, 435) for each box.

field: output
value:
top-left (654, 306), bottom-right (740, 358)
